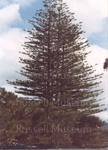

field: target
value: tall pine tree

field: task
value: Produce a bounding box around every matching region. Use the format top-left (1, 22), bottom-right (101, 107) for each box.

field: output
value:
top-left (8, 0), bottom-right (104, 115)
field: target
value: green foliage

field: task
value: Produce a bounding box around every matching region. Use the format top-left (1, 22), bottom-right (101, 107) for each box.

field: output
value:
top-left (0, 88), bottom-right (107, 148)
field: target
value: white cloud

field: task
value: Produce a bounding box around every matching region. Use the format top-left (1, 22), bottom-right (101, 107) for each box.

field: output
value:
top-left (86, 45), bottom-right (108, 73)
top-left (0, 28), bottom-right (27, 89)
top-left (0, 28), bottom-right (26, 61)
top-left (86, 45), bottom-right (108, 100)
top-left (95, 111), bottom-right (108, 121)
top-left (0, 3), bottom-right (21, 31)
top-left (0, 2), bottom-right (27, 92)
top-left (85, 45), bottom-right (108, 121)
top-left (64, 0), bottom-right (108, 36)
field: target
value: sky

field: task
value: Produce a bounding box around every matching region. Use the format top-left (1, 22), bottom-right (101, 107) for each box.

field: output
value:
top-left (0, 0), bottom-right (108, 121)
